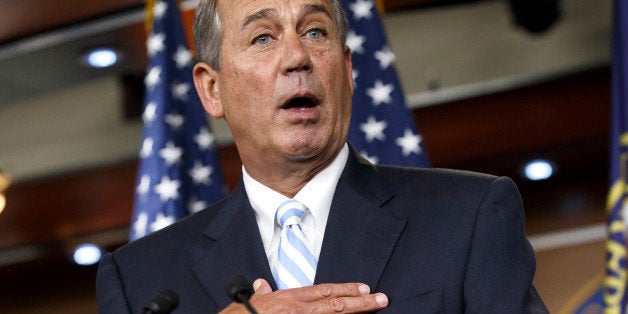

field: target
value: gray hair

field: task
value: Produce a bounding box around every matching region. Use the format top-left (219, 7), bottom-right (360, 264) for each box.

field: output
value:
top-left (193, 0), bottom-right (349, 71)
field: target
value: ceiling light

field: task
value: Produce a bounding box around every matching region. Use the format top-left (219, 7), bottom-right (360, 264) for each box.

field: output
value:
top-left (73, 243), bottom-right (102, 266)
top-left (83, 47), bottom-right (119, 68)
top-left (523, 159), bottom-right (554, 181)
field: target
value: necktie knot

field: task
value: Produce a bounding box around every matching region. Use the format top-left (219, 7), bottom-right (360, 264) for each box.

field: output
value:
top-left (275, 199), bottom-right (306, 228)
top-left (273, 199), bottom-right (317, 290)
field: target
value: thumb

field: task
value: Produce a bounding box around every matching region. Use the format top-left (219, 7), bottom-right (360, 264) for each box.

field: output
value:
top-left (252, 278), bottom-right (272, 294)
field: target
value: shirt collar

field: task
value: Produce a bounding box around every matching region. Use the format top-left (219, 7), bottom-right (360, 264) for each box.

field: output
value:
top-left (293, 144), bottom-right (348, 232)
top-left (243, 143), bottom-right (349, 229)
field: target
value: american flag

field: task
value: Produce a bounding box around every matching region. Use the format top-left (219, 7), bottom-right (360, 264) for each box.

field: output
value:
top-left (129, 0), bottom-right (225, 241)
top-left (342, 0), bottom-right (430, 167)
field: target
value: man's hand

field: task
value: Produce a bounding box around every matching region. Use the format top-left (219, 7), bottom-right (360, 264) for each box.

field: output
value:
top-left (219, 279), bottom-right (389, 313)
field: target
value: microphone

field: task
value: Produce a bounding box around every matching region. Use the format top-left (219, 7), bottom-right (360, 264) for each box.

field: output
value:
top-left (142, 290), bottom-right (179, 314)
top-left (227, 276), bottom-right (258, 314)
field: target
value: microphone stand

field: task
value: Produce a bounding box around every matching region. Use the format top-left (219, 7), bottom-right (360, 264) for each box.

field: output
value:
top-left (227, 276), bottom-right (259, 314)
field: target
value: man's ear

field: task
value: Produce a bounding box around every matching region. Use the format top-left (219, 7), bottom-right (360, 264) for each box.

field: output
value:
top-left (344, 45), bottom-right (354, 95)
top-left (193, 62), bottom-right (224, 118)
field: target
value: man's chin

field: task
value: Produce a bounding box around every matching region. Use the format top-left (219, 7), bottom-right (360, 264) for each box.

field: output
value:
top-left (279, 139), bottom-right (325, 162)
top-left (282, 139), bottom-right (343, 165)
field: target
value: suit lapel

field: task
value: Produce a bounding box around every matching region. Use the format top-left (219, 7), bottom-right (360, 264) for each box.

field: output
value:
top-left (190, 184), bottom-right (275, 309)
top-left (190, 147), bottom-right (407, 308)
top-left (315, 148), bottom-right (407, 290)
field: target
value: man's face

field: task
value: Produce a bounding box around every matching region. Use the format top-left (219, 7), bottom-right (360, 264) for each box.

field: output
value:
top-left (195, 0), bottom-right (353, 167)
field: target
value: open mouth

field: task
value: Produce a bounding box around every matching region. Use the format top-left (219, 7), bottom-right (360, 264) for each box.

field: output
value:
top-left (282, 96), bottom-right (319, 110)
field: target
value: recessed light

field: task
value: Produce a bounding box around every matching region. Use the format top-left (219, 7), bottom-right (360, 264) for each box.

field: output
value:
top-left (73, 243), bottom-right (102, 265)
top-left (523, 159), bottom-right (554, 181)
top-left (83, 47), bottom-right (119, 68)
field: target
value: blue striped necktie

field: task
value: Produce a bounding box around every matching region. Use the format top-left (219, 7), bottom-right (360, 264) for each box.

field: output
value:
top-left (273, 199), bottom-right (317, 290)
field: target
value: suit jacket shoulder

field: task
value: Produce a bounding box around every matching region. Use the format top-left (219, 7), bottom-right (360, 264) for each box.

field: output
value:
top-left (97, 184), bottom-right (274, 313)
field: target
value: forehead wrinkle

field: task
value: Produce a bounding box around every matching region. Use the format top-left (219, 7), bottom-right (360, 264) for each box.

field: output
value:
top-left (299, 4), bottom-right (333, 22)
top-left (241, 8), bottom-right (278, 31)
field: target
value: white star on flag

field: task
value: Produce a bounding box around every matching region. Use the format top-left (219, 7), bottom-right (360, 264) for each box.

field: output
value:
top-left (159, 141), bottom-right (183, 165)
top-left (153, 1), bottom-right (168, 20)
top-left (164, 112), bottom-right (184, 130)
top-left (346, 31), bottom-right (366, 54)
top-left (189, 161), bottom-right (213, 185)
top-left (360, 116), bottom-right (387, 142)
top-left (375, 46), bottom-right (395, 69)
top-left (195, 128), bottom-right (215, 150)
top-left (349, 0), bottom-right (374, 20)
top-left (171, 82), bottom-right (191, 101)
top-left (150, 212), bottom-right (176, 232)
top-left (154, 176), bottom-right (181, 202)
top-left (133, 212), bottom-right (149, 239)
top-left (137, 175), bottom-right (151, 196)
top-left (367, 80), bottom-right (394, 106)
top-left (189, 196), bottom-right (208, 214)
top-left (360, 151), bottom-right (379, 165)
top-left (143, 101), bottom-right (157, 124)
top-left (396, 128), bottom-right (422, 157)
top-left (147, 32), bottom-right (166, 56)
top-left (173, 46), bottom-right (193, 68)
top-left (140, 138), bottom-right (154, 158)
top-left (145, 66), bottom-right (161, 90)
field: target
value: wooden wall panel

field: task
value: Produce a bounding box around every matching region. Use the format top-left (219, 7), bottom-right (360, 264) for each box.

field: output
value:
top-left (416, 68), bottom-right (610, 168)
top-left (0, 0), bottom-right (143, 43)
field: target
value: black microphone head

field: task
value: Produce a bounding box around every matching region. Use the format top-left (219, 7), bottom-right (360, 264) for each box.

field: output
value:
top-left (227, 275), bottom-right (254, 303)
top-left (143, 290), bottom-right (179, 314)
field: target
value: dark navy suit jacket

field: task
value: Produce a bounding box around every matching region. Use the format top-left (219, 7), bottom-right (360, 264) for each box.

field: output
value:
top-left (96, 148), bottom-right (547, 313)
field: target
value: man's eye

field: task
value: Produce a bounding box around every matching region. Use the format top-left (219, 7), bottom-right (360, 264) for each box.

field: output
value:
top-left (306, 29), bottom-right (325, 40)
top-left (254, 34), bottom-right (271, 45)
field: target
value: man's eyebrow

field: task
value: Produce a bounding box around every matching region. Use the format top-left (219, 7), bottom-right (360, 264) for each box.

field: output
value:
top-left (241, 8), bottom-right (277, 31)
top-left (300, 4), bottom-right (333, 21)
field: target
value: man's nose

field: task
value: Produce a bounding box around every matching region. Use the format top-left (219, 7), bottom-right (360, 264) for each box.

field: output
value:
top-left (281, 34), bottom-right (312, 74)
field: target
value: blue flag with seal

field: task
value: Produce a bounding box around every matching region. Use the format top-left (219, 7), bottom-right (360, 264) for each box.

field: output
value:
top-left (603, 0), bottom-right (628, 311)
top-left (342, 0), bottom-right (430, 167)
top-left (565, 1), bottom-right (628, 313)
top-left (129, 0), bottom-right (225, 241)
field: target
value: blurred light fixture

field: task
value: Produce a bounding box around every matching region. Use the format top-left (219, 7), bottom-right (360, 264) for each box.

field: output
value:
top-left (73, 243), bottom-right (102, 266)
top-left (0, 169), bottom-right (10, 215)
top-left (0, 194), bottom-right (5, 215)
top-left (82, 47), bottom-right (120, 68)
top-left (523, 159), bottom-right (554, 181)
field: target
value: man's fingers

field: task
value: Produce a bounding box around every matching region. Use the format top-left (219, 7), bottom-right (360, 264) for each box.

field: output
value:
top-left (313, 292), bottom-right (389, 313)
top-left (253, 278), bottom-right (272, 294)
top-left (294, 283), bottom-right (388, 313)
top-left (243, 283), bottom-right (389, 314)
top-left (297, 283), bottom-right (372, 301)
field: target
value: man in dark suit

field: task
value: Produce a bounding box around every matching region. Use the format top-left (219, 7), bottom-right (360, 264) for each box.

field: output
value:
top-left (97, 0), bottom-right (547, 312)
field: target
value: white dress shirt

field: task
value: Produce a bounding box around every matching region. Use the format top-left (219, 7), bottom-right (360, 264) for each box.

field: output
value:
top-left (242, 143), bottom-right (349, 271)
